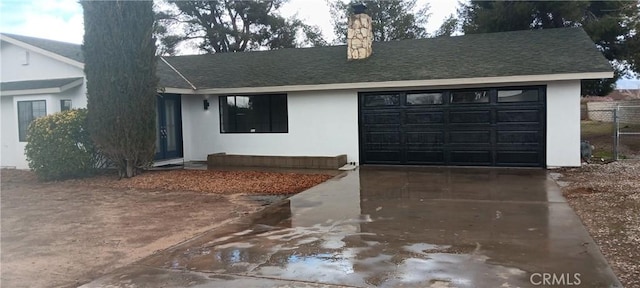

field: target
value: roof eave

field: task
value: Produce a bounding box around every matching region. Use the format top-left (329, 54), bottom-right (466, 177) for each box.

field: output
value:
top-left (180, 71), bottom-right (613, 95)
top-left (160, 87), bottom-right (197, 94)
top-left (0, 78), bottom-right (84, 96)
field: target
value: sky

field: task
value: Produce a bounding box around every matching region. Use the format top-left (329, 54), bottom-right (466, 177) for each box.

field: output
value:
top-left (0, 0), bottom-right (638, 88)
top-left (0, 0), bottom-right (457, 44)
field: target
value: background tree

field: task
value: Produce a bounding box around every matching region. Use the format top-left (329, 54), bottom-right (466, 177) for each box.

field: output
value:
top-left (434, 14), bottom-right (458, 37)
top-left (155, 0), bottom-right (326, 55)
top-left (329, 0), bottom-right (430, 43)
top-left (458, 1), bottom-right (640, 96)
top-left (82, 0), bottom-right (158, 178)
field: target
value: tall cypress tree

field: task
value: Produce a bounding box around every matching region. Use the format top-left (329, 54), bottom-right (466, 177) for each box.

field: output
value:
top-left (82, 0), bottom-right (158, 178)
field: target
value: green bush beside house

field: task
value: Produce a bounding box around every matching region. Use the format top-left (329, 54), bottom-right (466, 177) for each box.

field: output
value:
top-left (25, 109), bottom-right (102, 180)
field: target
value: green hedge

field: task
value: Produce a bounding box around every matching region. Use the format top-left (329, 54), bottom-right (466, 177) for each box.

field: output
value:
top-left (25, 109), bottom-right (102, 180)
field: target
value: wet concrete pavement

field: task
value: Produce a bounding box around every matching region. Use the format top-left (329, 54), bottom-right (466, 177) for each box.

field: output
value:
top-left (82, 167), bottom-right (621, 287)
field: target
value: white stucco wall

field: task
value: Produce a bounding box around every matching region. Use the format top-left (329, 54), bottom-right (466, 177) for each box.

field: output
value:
top-left (182, 90), bottom-right (360, 163)
top-left (183, 81), bottom-right (583, 168)
top-left (1, 96), bottom-right (17, 167)
top-left (0, 41), bottom-right (87, 168)
top-left (0, 42), bottom-right (84, 82)
top-left (546, 80), bottom-right (582, 167)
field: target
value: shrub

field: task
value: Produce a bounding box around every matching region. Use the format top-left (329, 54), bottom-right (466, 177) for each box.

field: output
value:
top-left (25, 109), bottom-right (103, 180)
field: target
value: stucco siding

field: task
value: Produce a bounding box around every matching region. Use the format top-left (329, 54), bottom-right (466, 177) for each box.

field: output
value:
top-left (546, 80), bottom-right (582, 167)
top-left (1, 96), bottom-right (17, 167)
top-left (182, 90), bottom-right (360, 164)
top-left (1, 42), bottom-right (84, 82)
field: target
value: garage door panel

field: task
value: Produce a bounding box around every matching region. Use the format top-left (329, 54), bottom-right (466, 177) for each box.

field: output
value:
top-left (363, 112), bottom-right (402, 125)
top-left (497, 131), bottom-right (540, 144)
top-left (449, 151), bottom-right (492, 165)
top-left (449, 111), bottom-right (491, 124)
top-left (496, 151), bottom-right (541, 166)
top-left (406, 151), bottom-right (445, 164)
top-left (497, 110), bottom-right (540, 123)
top-left (365, 131), bottom-right (401, 144)
top-left (406, 132), bottom-right (444, 145)
top-left (406, 111), bottom-right (444, 124)
top-left (449, 131), bottom-right (491, 144)
top-left (365, 151), bottom-right (401, 163)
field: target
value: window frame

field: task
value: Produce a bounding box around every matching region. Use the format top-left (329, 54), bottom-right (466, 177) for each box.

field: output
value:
top-left (449, 89), bottom-right (491, 104)
top-left (405, 91), bottom-right (445, 106)
top-left (17, 100), bottom-right (47, 142)
top-left (362, 93), bottom-right (401, 107)
top-left (497, 88), bottom-right (540, 103)
top-left (60, 99), bottom-right (72, 111)
top-left (219, 94), bottom-right (289, 134)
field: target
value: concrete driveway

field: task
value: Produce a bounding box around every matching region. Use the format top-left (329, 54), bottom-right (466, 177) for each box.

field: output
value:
top-left (83, 167), bottom-right (620, 288)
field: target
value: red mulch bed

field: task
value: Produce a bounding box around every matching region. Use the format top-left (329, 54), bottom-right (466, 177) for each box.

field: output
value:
top-left (65, 169), bottom-right (334, 195)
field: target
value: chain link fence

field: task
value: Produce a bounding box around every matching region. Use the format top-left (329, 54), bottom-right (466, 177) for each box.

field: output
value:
top-left (583, 101), bottom-right (640, 161)
top-left (614, 105), bottom-right (640, 160)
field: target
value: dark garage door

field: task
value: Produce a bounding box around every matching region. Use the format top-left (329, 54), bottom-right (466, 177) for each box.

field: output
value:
top-left (359, 86), bottom-right (545, 167)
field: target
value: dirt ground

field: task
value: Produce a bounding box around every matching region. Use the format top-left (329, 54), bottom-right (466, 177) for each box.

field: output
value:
top-left (559, 161), bottom-right (640, 287)
top-left (0, 169), bottom-right (333, 288)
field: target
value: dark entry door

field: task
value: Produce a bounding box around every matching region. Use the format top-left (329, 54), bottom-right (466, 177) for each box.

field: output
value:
top-left (359, 86), bottom-right (545, 167)
top-left (155, 94), bottom-right (183, 160)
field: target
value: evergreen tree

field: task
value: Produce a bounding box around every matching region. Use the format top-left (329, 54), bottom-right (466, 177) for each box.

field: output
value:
top-left (82, 0), bottom-right (158, 178)
top-left (458, 1), bottom-right (640, 96)
top-left (155, 0), bottom-right (326, 55)
top-left (329, 0), bottom-right (430, 43)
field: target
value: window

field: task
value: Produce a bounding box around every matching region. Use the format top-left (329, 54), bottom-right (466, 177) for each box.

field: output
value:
top-left (450, 90), bottom-right (489, 104)
top-left (364, 94), bottom-right (400, 107)
top-left (407, 93), bottom-right (443, 105)
top-left (18, 100), bottom-right (46, 141)
top-left (60, 99), bottom-right (72, 111)
top-left (498, 89), bottom-right (539, 102)
top-left (220, 94), bottom-right (288, 133)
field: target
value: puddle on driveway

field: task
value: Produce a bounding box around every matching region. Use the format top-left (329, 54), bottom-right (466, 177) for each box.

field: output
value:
top-left (139, 167), bottom-right (620, 287)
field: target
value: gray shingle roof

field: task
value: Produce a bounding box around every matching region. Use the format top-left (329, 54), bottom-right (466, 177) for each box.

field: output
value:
top-left (1, 77), bottom-right (84, 91)
top-left (162, 27), bottom-right (612, 90)
top-left (157, 59), bottom-right (195, 89)
top-left (2, 28), bottom-right (612, 91)
top-left (1, 33), bottom-right (84, 63)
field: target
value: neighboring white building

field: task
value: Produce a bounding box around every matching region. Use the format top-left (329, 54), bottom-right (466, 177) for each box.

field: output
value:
top-left (1, 34), bottom-right (87, 169)
top-left (0, 23), bottom-right (613, 169)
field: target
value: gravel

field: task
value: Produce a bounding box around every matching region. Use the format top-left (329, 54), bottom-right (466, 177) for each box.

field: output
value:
top-left (559, 161), bottom-right (640, 287)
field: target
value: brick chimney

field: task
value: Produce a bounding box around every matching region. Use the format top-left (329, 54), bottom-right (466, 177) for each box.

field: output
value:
top-left (347, 3), bottom-right (372, 60)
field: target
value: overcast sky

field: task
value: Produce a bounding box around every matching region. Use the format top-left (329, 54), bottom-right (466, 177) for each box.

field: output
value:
top-left (1, 0), bottom-right (637, 88)
top-left (0, 0), bottom-right (457, 44)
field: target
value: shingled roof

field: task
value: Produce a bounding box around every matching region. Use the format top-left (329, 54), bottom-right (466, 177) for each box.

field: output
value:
top-left (1, 33), bottom-right (84, 63)
top-left (0, 77), bottom-right (84, 91)
top-left (2, 28), bottom-right (612, 92)
top-left (162, 27), bottom-right (612, 90)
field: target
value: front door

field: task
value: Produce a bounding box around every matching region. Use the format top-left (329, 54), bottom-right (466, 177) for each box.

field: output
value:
top-left (155, 94), bottom-right (183, 160)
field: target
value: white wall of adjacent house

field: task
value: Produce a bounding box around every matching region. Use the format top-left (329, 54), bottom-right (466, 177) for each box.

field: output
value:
top-left (546, 80), bottom-right (582, 167)
top-left (0, 42), bottom-right (84, 82)
top-left (0, 41), bottom-right (87, 168)
top-left (1, 96), bottom-right (18, 167)
top-left (181, 90), bottom-right (361, 164)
